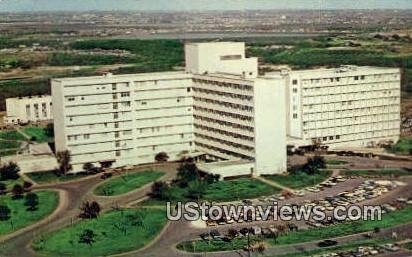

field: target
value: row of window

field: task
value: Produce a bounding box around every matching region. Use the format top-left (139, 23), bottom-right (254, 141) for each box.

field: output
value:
top-left (194, 114), bottom-right (254, 132)
top-left (193, 87), bottom-right (253, 101)
top-left (194, 124), bottom-right (254, 142)
top-left (196, 142), bottom-right (254, 161)
top-left (193, 106), bottom-right (253, 122)
top-left (193, 97), bottom-right (254, 112)
top-left (193, 79), bottom-right (253, 92)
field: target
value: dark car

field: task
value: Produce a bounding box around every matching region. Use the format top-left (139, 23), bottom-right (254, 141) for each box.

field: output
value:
top-left (318, 239), bottom-right (338, 247)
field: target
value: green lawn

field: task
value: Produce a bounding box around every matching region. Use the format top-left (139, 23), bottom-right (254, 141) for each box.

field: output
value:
top-left (264, 170), bottom-right (332, 189)
top-left (26, 171), bottom-right (89, 185)
top-left (23, 127), bottom-right (50, 143)
top-left (203, 178), bottom-right (280, 202)
top-left (0, 140), bottom-right (21, 149)
top-left (32, 208), bottom-right (167, 257)
top-left (0, 190), bottom-right (59, 236)
top-left (0, 150), bottom-right (17, 157)
top-left (0, 130), bottom-right (25, 141)
top-left (94, 170), bottom-right (165, 196)
top-left (1, 177), bottom-right (25, 191)
top-left (342, 169), bottom-right (411, 177)
top-left (178, 206), bottom-right (412, 253)
top-left (390, 137), bottom-right (412, 155)
top-left (326, 159), bottom-right (348, 165)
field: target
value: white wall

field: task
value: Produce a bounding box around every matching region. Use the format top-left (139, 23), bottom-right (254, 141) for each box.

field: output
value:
top-left (253, 77), bottom-right (287, 175)
top-left (185, 42), bottom-right (258, 78)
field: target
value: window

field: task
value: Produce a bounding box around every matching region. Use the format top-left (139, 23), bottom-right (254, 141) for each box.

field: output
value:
top-left (323, 137), bottom-right (327, 141)
top-left (336, 135), bottom-right (340, 140)
top-left (114, 122), bottom-right (119, 128)
top-left (121, 92), bottom-right (130, 97)
top-left (115, 150), bottom-right (121, 157)
top-left (187, 88), bottom-right (191, 92)
top-left (292, 80), bottom-right (298, 85)
top-left (114, 113), bottom-right (119, 119)
top-left (113, 103), bottom-right (118, 109)
top-left (104, 123), bottom-right (108, 128)
top-left (68, 97), bottom-right (75, 101)
top-left (292, 88), bottom-right (298, 93)
top-left (112, 84), bottom-right (117, 90)
top-left (354, 76), bottom-right (359, 81)
top-left (115, 141), bottom-right (120, 147)
top-left (152, 145), bottom-right (156, 151)
top-left (141, 102), bottom-right (147, 105)
top-left (329, 136), bottom-right (334, 140)
top-left (360, 75), bottom-right (365, 80)
top-left (113, 93), bottom-right (117, 100)
top-left (84, 134), bottom-right (90, 140)
top-left (220, 55), bottom-right (242, 60)
top-left (293, 113), bottom-right (298, 119)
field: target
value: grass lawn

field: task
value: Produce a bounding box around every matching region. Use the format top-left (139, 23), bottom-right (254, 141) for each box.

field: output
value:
top-left (32, 208), bottom-right (167, 257)
top-left (0, 190), bottom-right (59, 236)
top-left (177, 206), bottom-right (412, 253)
top-left (0, 140), bottom-right (21, 149)
top-left (264, 170), bottom-right (332, 189)
top-left (404, 242), bottom-right (412, 250)
top-left (26, 171), bottom-right (89, 185)
top-left (94, 170), bottom-right (165, 196)
top-left (342, 169), bottom-right (411, 177)
top-left (1, 177), bottom-right (25, 191)
top-left (0, 150), bottom-right (17, 157)
top-left (23, 127), bottom-right (50, 143)
top-left (390, 137), bottom-right (412, 155)
top-left (203, 178), bottom-right (280, 202)
top-left (0, 130), bottom-right (25, 141)
top-left (326, 159), bottom-right (348, 165)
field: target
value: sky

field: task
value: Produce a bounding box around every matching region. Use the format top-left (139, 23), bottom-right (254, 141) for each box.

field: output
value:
top-left (0, 0), bottom-right (411, 12)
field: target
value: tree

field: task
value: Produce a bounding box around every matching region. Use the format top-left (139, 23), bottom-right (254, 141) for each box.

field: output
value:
top-left (155, 152), bottom-right (169, 162)
top-left (0, 205), bottom-right (11, 221)
top-left (23, 181), bottom-right (33, 192)
top-left (0, 182), bottom-right (6, 195)
top-left (78, 229), bottom-right (96, 246)
top-left (187, 180), bottom-right (207, 200)
top-left (24, 192), bottom-right (39, 211)
top-left (205, 174), bottom-right (220, 184)
top-left (0, 162), bottom-right (20, 181)
top-left (79, 201), bottom-right (101, 219)
top-left (303, 155), bottom-right (326, 175)
top-left (82, 163), bottom-right (95, 174)
top-left (11, 184), bottom-right (24, 199)
top-left (56, 150), bottom-right (72, 175)
top-left (176, 162), bottom-right (200, 186)
top-left (45, 123), bottom-right (54, 138)
top-left (151, 181), bottom-right (174, 200)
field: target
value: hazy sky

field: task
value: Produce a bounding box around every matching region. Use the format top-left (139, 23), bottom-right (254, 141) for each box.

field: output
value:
top-left (0, 0), bottom-right (411, 12)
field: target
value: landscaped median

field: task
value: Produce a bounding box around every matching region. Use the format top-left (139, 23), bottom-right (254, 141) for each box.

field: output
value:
top-left (32, 208), bottom-right (167, 257)
top-left (342, 169), bottom-right (410, 178)
top-left (176, 206), bottom-right (412, 253)
top-left (0, 190), bottom-right (59, 236)
top-left (26, 171), bottom-right (90, 184)
top-left (263, 170), bottom-right (333, 189)
top-left (94, 170), bottom-right (165, 196)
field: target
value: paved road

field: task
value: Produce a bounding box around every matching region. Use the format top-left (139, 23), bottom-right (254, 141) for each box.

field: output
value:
top-left (0, 157), bottom-right (411, 257)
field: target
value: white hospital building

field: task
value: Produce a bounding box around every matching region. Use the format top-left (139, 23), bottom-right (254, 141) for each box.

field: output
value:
top-left (284, 66), bottom-right (401, 149)
top-left (52, 42), bottom-right (401, 177)
top-left (4, 95), bottom-right (53, 125)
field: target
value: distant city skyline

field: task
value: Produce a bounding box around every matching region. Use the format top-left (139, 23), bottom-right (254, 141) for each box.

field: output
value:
top-left (0, 0), bottom-right (412, 12)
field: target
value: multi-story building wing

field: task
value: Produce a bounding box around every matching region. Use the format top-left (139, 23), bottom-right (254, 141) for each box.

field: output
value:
top-left (53, 42), bottom-right (287, 176)
top-left (53, 72), bottom-right (195, 170)
top-left (4, 95), bottom-right (53, 125)
top-left (285, 66), bottom-right (401, 148)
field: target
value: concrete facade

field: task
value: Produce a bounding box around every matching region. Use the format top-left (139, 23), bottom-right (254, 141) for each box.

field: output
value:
top-left (52, 42), bottom-right (287, 176)
top-left (4, 95), bottom-right (53, 125)
top-left (282, 66), bottom-right (401, 148)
